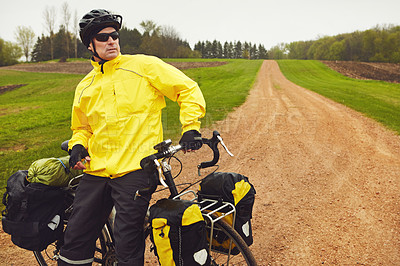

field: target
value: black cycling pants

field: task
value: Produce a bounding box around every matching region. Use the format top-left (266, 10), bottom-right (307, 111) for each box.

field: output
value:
top-left (58, 170), bottom-right (151, 266)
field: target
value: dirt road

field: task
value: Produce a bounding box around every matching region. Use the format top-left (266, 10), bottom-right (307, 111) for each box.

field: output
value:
top-left (2, 60), bottom-right (400, 265)
top-left (203, 60), bottom-right (400, 265)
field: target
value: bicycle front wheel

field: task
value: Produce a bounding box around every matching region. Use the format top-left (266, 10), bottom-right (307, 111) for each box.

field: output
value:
top-left (206, 214), bottom-right (257, 266)
top-left (33, 222), bottom-right (115, 266)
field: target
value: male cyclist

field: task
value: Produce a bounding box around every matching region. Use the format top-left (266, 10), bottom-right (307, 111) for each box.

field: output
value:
top-left (58, 9), bottom-right (205, 266)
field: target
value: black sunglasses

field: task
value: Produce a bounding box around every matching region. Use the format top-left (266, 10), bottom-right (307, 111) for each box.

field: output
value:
top-left (94, 31), bottom-right (119, 42)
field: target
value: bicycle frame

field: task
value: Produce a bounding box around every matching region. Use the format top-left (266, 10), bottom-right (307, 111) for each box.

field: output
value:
top-left (35, 131), bottom-right (256, 265)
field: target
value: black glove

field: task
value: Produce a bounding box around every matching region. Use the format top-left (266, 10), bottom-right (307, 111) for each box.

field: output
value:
top-left (69, 144), bottom-right (89, 168)
top-left (179, 130), bottom-right (203, 151)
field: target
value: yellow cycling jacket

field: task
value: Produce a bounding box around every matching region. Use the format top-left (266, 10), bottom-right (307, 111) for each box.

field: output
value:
top-left (68, 54), bottom-right (206, 178)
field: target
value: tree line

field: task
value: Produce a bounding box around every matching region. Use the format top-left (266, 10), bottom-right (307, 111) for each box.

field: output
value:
top-left (31, 26), bottom-right (88, 62)
top-left (5, 22), bottom-right (270, 65)
top-left (30, 20), bottom-right (271, 61)
top-left (193, 41), bottom-right (268, 59)
top-left (0, 2), bottom-right (270, 65)
top-left (284, 24), bottom-right (400, 62)
top-left (1, 2), bottom-right (399, 66)
top-left (29, 24), bottom-right (200, 62)
top-left (0, 39), bottom-right (22, 66)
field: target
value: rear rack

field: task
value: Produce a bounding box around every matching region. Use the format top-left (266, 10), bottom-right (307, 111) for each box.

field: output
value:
top-left (172, 190), bottom-right (236, 223)
top-left (173, 190), bottom-right (237, 257)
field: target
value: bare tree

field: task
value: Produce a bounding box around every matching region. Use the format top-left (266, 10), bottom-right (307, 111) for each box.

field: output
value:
top-left (73, 9), bottom-right (79, 58)
top-left (43, 6), bottom-right (57, 60)
top-left (15, 26), bottom-right (36, 61)
top-left (139, 20), bottom-right (161, 36)
top-left (61, 2), bottom-right (71, 58)
top-left (160, 25), bottom-right (180, 40)
top-left (160, 25), bottom-right (181, 57)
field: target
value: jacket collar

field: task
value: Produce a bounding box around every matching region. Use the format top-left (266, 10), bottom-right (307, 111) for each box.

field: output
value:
top-left (91, 53), bottom-right (122, 74)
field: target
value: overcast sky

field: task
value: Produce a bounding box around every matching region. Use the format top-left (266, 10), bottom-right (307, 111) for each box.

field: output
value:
top-left (1, 0), bottom-right (400, 49)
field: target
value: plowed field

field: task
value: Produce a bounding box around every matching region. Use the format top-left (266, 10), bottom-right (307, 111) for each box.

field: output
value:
top-left (322, 60), bottom-right (400, 83)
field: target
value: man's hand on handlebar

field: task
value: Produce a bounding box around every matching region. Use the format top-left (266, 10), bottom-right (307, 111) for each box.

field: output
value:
top-left (179, 130), bottom-right (203, 153)
top-left (136, 130), bottom-right (232, 199)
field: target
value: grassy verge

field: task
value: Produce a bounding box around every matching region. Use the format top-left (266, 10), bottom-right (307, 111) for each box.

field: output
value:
top-left (0, 59), bottom-right (262, 193)
top-left (277, 60), bottom-right (400, 134)
top-left (0, 70), bottom-right (83, 193)
top-left (163, 59), bottom-right (263, 136)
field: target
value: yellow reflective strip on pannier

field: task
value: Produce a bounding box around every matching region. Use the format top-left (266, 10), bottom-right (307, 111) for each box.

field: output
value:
top-left (232, 180), bottom-right (251, 206)
top-left (152, 218), bottom-right (175, 266)
top-left (182, 204), bottom-right (204, 226)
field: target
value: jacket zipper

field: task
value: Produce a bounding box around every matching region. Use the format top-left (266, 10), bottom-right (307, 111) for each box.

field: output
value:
top-left (78, 75), bottom-right (96, 103)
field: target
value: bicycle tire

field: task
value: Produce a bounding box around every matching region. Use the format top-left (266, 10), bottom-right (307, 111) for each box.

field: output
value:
top-left (33, 222), bottom-right (114, 266)
top-left (206, 213), bottom-right (257, 266)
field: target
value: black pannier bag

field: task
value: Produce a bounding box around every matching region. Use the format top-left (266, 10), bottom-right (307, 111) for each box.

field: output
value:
top-left (198, 172), bottom-right (256, 252)
top-left (149, 198), bottom-right (210, 266)
top-left (2, 170), bottom-right (66, 251)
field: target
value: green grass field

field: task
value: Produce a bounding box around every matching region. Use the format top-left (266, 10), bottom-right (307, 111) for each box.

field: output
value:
top-left (277, 60), bottom-right (400, 134)
top-left (0, 59), bottom-right (262, 192)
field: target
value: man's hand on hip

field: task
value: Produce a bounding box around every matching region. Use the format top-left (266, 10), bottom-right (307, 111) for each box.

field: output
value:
top-left (69, 144), bottom-right (91, 170)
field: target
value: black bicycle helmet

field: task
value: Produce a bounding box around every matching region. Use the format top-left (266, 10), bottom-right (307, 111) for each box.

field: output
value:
top-left (79, 9), bottom-right (122, 47)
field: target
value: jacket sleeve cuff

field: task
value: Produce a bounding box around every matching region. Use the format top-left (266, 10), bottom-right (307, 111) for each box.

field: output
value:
top-left (68, 131), bottom-right (90, 151)
top-left (182, 122), bottom-right (201, 134)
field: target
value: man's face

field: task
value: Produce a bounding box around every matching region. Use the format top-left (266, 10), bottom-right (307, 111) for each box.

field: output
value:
top-left (89, 27), bottom-right (120, 61)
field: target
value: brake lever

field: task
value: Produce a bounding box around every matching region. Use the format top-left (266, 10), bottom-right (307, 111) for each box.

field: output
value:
top-left (217, 135), bottom-right (234, 157)
top-left (153, 159), bottom-right (168, 188)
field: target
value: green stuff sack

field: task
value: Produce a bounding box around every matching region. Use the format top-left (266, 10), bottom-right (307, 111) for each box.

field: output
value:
top-left (198, 172), bottom-right (256, 253)
top-left (149, 199), bottom-right (210, 266)
top-left (27, 156), bottom-right (82, 187)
